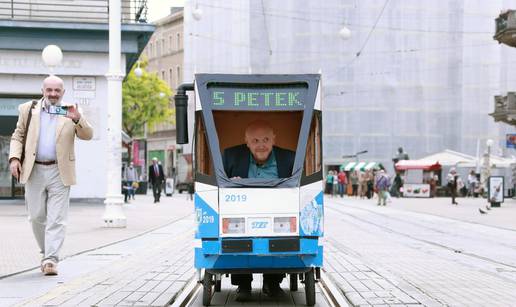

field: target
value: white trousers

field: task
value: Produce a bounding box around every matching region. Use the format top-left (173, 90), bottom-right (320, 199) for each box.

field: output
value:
top-left (25, 164), bottom-right (70, 264)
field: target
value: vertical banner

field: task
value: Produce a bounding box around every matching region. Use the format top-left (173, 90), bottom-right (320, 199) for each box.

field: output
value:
top-left (132, 141), bottom-right (139, 166)
top-left (131, 139), bottom-right (146, 167)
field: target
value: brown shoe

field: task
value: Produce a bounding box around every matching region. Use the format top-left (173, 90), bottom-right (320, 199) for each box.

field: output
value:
top-left (43, 262), bottom-right (58, 276)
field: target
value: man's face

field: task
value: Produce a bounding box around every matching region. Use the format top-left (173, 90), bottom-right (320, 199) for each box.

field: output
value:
top-left (245, 127), bottom-right (275, 164)
top-left (42, 78), bottom-right (64, 105)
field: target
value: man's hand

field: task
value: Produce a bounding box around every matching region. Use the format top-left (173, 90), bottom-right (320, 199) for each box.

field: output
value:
top-left (66, 104), bottom-right (81, 122)
top-left (10, 159), bottom-right (21, 181)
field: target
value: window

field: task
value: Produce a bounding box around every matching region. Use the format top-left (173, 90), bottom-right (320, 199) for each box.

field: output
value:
top-left (176, 65), bottom-right (181, 84)
top-left (169, 36), bottom-right (173, 52)
top-left (304, 112), bottom-right (322, 176)
top-left (156, 40), bottom-right (161, 56)
top-left (169, 68), bottom-right (173, 87)
top-left (213, 111), bottom-right (302, 179)
top-left (162, 39), bottom-right (166, 54)
top-left (176, 32), bottom-right (181, 50)
top-left (161, 70), bottom-right (166, 81)
top-left (148, 43), bottom-right (153, 58)
top-left (195, 113), bottom-right (213, 176)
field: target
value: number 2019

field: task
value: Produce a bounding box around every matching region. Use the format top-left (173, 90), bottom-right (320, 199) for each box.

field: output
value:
top-left (225, 194), bottom-right (247, 202)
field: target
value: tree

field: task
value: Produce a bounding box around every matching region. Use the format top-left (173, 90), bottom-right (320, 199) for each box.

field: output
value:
top-left (122, 60), bottom-right (174, 160)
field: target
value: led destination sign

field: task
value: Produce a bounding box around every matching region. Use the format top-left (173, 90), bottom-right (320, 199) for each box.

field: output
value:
top-left (207, 83), bottom-right (307, 110)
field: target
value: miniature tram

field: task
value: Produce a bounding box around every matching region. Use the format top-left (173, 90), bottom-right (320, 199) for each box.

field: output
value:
top-left (174, 74), bottom-right (324, 306)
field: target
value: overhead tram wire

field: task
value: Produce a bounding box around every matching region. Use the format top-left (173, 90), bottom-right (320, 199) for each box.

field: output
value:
top-left (185, 43), bottom-right (506, 82)
top-left (189, 32), bottom-right (496, 57)
top-left (342, 0), bottom-right (390, 70)
top-left (191, 0), bottom-right (500, 21)
top-left (191, 1), bottom-right (493, 35)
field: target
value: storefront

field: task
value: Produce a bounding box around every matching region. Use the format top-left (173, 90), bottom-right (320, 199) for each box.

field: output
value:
top-left (0, 20), bottom-right (153, 199)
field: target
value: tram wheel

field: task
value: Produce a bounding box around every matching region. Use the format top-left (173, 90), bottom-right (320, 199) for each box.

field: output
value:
top-left (290, 273), bottom-right (298, 291)
top-left (202, 271), bottom-right (213, 306)
top-left (214, 279), bottom-right (222, 292)
top-left (304, 269), bottom-right (316, 306)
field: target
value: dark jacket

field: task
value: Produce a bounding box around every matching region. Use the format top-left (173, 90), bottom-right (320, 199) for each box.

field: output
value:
top-left (148, 163), bottom-right (165, 184)
top-left (223, 144), bottom-right (295, 179)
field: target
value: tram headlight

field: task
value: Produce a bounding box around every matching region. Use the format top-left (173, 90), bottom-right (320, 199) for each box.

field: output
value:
top-left (274, 217), bottom-right (297, 233)
top-left (222, 218), bottom-right (245, 234)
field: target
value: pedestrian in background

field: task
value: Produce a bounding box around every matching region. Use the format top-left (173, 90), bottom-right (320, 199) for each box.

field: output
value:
top-left (187, 182), bottom-right (194, 201)
top-left (358, 170), bottom-right (367, 199)
top-left (429, 174), bottom-right (437, 198)
top-left (467, 170), bottom-right (477, 197)
top-left (366, 170), bottom-right (374, 199)
top-left (447, 168), bottom-right (460, 205)
top-left (149, 157), bottom-right (165, 203)
top-left (332, 171), bottom-right (338, 196)
top-left (351, 170), bottom-right (359, 196)
top-left (325, 170), bottom-right (334, 195)
top-left (122, 181), bottom-right (132, 203)
top-left (391, 172), bottom-right (403, 197)
top-left (375, 170), bottom-right (391, 206)
top-left (337, 169), bottom-right (347, 198)
top-left (8, 75), bottom-right (93, 275)
top-left (124, 162), bottom-right (139, 200)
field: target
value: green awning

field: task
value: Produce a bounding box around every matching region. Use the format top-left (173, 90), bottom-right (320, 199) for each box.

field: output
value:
top-left (340, 162), bottom-right (383, 171)
top-left (342, 162), bottom-right (356, 171)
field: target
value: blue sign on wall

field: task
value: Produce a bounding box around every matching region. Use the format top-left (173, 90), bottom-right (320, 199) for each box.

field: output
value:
top-left (506, 134), bottom-right (516, 148)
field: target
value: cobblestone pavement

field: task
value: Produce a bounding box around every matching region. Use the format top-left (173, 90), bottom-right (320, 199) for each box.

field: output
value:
top-left (324, 196), bottom-right (516, 306)
top-left (0, 193), bottom-right (193, 278)
top-left (2, 218), bottom-right (195, 307)
top-left (0, 193), bottom-right (195, 306)
top-left (2, 194), bottom-right (516, 306)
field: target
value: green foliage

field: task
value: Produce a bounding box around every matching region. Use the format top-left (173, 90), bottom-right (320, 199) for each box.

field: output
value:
top-left (122, 60), bottom-right (174, 137)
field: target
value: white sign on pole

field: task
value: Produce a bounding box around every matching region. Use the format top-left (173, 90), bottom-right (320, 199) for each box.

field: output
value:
top-left (488, 176), bottom-right (504, 203)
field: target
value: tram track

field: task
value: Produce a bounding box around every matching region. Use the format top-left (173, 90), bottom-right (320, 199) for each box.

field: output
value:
top-left (327, 200), bottom-right (516, 252)
top-left (170, 269), bottom-right (352, 307)
top-left (325, 202), bottom-right (516, 271)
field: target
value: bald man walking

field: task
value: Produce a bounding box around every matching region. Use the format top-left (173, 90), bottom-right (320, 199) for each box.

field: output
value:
top-left (9, 75), bottom-right (93, 275)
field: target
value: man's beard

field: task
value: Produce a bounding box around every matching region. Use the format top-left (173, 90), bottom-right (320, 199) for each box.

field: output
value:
top-left (44, 97), bottom-right (61, 106)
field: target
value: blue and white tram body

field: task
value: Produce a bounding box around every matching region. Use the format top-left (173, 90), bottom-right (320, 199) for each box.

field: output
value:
top-left (195, 185), bottom-right (324, 270)
top-left (175, 74), bottom-right (323, 304)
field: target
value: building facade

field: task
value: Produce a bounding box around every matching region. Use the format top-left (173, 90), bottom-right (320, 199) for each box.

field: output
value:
top-left (0, 1), bottom-right (153, 199)
top-left (183, 0), bottom-right (516, 173)
top-left (143, 7), bottom-right (184, 178)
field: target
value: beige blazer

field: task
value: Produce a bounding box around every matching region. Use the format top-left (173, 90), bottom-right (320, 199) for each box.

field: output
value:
top-left (9, 99), bottom-right (93, 186)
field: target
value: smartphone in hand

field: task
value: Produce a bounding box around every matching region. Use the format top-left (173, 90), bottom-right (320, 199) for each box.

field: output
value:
top-left (48, 105), bottom-right (68, 116)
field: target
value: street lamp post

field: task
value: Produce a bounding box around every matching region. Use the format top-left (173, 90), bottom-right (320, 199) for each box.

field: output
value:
top-left (102, 0), bottom-right (126, 228)
top-left (481, 139), bottom-right (494, 198)
top-left (134, 60), bottom-right (143, 78)
top-left (41, 45), bottom-right (63, 74)
top-left (339, 26), bottom-right (351, 40)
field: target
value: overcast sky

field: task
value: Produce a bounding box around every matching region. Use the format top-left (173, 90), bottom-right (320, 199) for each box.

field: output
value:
top-left (147, 0), bottom-right (185, 22)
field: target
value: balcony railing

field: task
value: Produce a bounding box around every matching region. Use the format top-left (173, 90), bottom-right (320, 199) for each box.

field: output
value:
top-left (0, 0), bottom-right (148, 24)
top-left (494, 10), bottom-right (516, 47)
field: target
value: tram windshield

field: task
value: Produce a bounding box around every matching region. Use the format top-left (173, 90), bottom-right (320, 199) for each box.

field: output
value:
top-left (214, 110), bottom-right (302, 178)
top-left (192, 74), bottom-right (321, 188)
